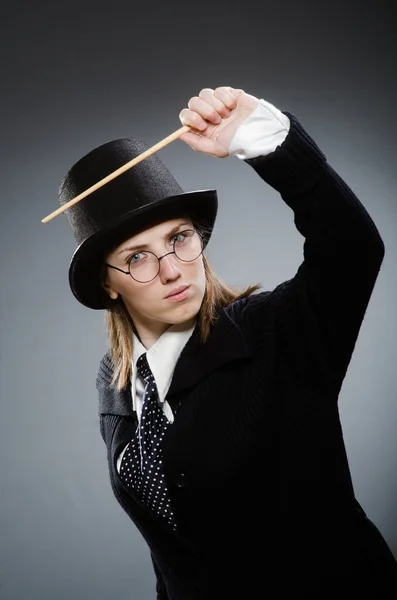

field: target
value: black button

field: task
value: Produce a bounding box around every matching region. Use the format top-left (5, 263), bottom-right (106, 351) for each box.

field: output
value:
top-left (176, 473), bottom-right (188, 488)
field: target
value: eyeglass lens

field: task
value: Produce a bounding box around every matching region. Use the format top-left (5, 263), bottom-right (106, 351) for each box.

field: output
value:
top-left (128, 230), bottom-right (203, 282)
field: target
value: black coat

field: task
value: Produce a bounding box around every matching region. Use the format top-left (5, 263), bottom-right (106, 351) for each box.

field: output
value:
top-left (97, 113), bottom-right (397, 598)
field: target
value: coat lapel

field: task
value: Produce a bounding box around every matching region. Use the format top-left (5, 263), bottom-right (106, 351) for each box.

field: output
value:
top-left (167, 309), bottom-right (253, 398)
top-left (98, 307), bottom-right (253, 416)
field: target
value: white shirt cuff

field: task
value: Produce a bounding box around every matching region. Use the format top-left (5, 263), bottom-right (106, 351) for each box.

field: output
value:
top-left (229, 98), bottom-right (290, 160)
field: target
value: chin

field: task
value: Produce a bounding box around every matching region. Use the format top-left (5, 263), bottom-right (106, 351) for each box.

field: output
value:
top-left (167, 308), bottom-right (199, 325)
top-left (164, 298), bottom-right (202, 324)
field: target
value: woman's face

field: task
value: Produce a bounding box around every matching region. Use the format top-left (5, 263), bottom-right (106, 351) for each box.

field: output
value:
top-left (103, 218), bottom-right (206, 340)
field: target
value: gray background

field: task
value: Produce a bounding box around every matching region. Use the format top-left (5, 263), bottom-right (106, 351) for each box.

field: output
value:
top-left (1, 0), bottom-right (396, 598)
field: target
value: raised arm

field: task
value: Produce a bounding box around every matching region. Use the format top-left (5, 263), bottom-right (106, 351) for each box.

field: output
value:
top-left (179, 86), bottom-right (385, 393)
top-left (244, 111), bottom-right (384, 390)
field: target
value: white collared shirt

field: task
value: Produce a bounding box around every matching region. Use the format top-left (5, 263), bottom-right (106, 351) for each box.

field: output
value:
top-left (131, 318), bottom-right (196, 425)
top-left (116, 319), bottom-right (196, 473)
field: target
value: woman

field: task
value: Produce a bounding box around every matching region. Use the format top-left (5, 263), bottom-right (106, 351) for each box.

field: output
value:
top-left (59, 87), bottom-right (397, 597)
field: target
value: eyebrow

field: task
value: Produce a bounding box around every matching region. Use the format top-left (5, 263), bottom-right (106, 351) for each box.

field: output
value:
top-left (117, 222), bottom-right (191, 256)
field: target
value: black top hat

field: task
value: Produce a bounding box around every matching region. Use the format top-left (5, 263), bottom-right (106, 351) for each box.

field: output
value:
top-left (59, 137), bottom-right (218, 309)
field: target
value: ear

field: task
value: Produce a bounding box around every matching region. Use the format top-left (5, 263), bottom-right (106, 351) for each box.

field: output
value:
top-left (101, 278), bottom-right (119, 300)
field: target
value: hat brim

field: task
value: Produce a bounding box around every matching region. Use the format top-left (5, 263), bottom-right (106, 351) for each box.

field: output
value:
top-left (68, 189), bottom-right (218, 309)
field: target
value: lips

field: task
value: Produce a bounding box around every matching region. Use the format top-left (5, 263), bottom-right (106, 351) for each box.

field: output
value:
top-left (165, 285), bottom-right (190, 299)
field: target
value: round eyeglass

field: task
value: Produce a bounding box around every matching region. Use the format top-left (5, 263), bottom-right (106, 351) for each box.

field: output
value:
top-left (105, 229), bottom-right (204, 283)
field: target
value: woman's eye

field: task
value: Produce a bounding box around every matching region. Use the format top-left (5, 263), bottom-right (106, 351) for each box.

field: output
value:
top-left (171, 232), bottom-right (186, 244)
top-left (128, 252), bottom-right (144, 264)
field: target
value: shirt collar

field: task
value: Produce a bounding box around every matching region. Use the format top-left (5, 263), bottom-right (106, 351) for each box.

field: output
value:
top-left (131, 319), bottom-right (196, 411)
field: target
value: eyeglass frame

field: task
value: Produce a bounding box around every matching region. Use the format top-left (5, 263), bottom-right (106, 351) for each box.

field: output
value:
top-left (105, 228), bottom-right (204, 283)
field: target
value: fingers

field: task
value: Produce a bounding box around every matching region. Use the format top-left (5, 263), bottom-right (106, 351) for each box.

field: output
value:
top-left (212, 86), bottom-right (239, 111)
top-left (198, 88), bottom-right (233, 119)
top-left (179, 95), bottom-right (222, 131)
top-left (179, 86), bottom-right (240, 130)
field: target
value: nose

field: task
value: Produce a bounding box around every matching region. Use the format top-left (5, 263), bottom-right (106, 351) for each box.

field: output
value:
top-left (159, 253), bottom-right (181, 283)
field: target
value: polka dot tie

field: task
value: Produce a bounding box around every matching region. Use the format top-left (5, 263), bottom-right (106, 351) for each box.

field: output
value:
top-left (119, 352), bottom-right (178, 532)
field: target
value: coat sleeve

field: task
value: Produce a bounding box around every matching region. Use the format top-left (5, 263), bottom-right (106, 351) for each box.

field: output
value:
top-left (98, 411), bottom-right (170, 599)
top-left (150, 552), bottom-right (170, 600)
top-left (241, 111), bottom-right (385, 395)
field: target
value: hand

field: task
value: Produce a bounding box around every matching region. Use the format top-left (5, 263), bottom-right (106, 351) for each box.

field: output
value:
top-left (178, 86), bottom-right (259, 158)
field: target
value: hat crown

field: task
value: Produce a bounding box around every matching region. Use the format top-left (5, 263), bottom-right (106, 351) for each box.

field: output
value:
top-left (59, 137), bottom-right (184, 245)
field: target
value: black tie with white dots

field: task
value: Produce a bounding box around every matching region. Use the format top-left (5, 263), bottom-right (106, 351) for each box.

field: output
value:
top-left (135, 352), bottom-right (177, 531)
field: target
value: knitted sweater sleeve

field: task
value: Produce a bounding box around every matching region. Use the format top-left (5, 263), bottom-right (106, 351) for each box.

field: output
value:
top-left (98, 411), bottom-right (170, 600)
top-left (150, 552), bottom-right (170, 600)
top-left (241, 112), bottom-right (385, 394)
